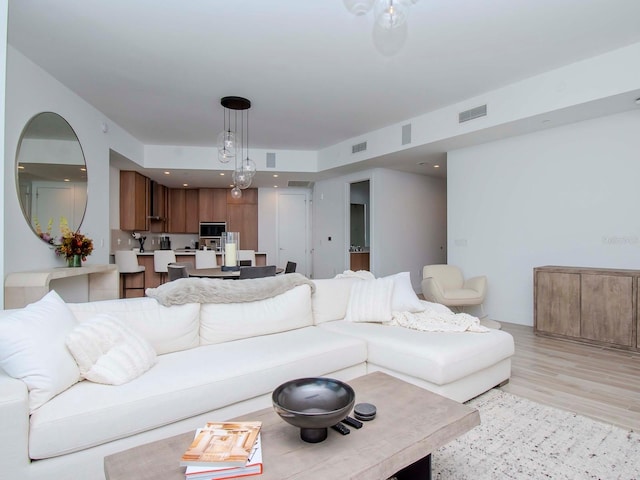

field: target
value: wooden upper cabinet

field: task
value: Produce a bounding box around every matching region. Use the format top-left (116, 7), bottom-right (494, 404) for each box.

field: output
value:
top-left (199, 188), bottom-right (227, 222)
top-left (185, 189), bottom-right (199, 233)
top-left (227, 188), bottom-right (257, 205)
top-left (167, 188), bottom-right (186, 233)
top-left (227, 203), bottom-right (258, 250)
top-left (119, 171), bottom-right (149, 231)
top-left (167, 188), bottom-right (199, 233)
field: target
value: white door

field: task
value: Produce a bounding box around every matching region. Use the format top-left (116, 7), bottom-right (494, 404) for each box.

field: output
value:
top-left (277, 193), bottom-right (308, 275)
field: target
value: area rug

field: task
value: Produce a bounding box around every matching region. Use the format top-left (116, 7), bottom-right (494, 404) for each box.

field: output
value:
top-left (432, 389), bottom-right (640, 479)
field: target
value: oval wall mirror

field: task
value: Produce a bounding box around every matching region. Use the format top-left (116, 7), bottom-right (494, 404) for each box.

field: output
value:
top-left (16, 112), bottom-right (88, 243)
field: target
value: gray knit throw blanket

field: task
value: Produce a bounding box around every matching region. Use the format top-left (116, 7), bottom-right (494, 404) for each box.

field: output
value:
top-left (145, 273), bottom-right (315, 307)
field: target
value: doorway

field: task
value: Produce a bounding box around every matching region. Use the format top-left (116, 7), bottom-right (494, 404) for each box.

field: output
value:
top-left (349, 180), bottom-right (370, 272)
top-left (277, 192), bottom-right (309, 276)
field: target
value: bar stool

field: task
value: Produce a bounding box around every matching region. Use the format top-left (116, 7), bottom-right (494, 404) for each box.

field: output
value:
top-left (153, 250), bottom-right (176, 284)
top-left (115, 250), bottom-right (145, 298)
top-left (195, 250), bottom-right (218, 269)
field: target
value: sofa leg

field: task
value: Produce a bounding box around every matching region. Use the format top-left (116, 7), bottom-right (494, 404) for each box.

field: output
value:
top-left (495, 379), bottom-right (509, 388)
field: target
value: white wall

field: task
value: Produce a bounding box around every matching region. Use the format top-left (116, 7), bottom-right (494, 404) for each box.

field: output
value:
top-left (4, 46), bottom-right (143, 278)
top-left (312, 168), bottom-right (447, 290)
top-left (0, 0), bottom-right (7, 307)
top-left (448, 109), bottom-right (640, 326)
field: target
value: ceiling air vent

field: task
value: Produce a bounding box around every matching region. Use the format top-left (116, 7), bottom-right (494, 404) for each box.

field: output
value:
top-left (458, 104), bottom-right (487, 123)
top-left (402, 124), bottom-right (411, 145)
top-left (266, 152), bottom-right (276, 168)
top-left (352, 141), bottom-right (367, 154)
top-left (287, 180), bottom-right (314, 188)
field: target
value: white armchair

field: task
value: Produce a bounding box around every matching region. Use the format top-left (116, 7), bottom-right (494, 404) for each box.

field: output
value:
top-left (421, 264), bottom-right (487, 311)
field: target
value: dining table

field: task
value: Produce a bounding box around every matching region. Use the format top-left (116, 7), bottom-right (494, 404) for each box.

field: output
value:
top-left (187, 267), bottom-right (284, 279)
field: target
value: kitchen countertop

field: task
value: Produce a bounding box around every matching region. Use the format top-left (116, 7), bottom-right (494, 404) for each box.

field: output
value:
top-left (128, 250), bottom-right (267, 256)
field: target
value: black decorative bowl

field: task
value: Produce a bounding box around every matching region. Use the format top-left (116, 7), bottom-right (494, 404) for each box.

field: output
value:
top-left (272, 377), bottom-right (355, 443)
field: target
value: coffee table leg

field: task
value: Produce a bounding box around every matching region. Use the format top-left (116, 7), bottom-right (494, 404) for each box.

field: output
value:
top-left (394, 453), bottom-right (431, 480)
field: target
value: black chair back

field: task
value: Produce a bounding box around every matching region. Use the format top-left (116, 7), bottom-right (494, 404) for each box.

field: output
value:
top-left (167, 263), bottom-right (189, 281)
top-left (285, 261), bottom-right (297, 273)
top-left (239, 265), bottom-right (277, 279)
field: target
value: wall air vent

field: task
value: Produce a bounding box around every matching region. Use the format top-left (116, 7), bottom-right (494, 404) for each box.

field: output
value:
top-left (458, 104), bottom-right (487, 123)
top-left (266, 152), bottom-right (276, 168)
top-left (288, 180), bottom-right (314, 188)
top-left (402, 124), bottom-right (411, 145)
top-left (352, 141), bottom-right (367, 154)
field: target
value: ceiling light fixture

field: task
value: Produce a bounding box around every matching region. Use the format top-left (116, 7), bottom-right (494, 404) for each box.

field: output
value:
top-left (344, 0), bottom-right (419, 56)
top-left (217, 96), bottom-right (257, 199)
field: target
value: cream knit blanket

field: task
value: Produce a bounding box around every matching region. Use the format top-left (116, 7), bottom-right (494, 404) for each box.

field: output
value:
top-left (145, 273), bottom-right (315, 307)
top-left (387, 302), bottom-right (489, 333)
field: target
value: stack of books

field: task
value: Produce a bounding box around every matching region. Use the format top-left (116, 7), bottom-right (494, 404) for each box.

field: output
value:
top-left (180, 421), bottom-right (263, 480)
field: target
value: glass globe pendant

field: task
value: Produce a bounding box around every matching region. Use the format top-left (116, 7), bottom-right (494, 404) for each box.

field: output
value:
top-left (243, 157), bottom-right (257, 178)
top-left (374, 0), bottom-right (409, 29)
top-left (230, 185), bottom-right (242, 199)
top-left (217, 130), bottom-right (235, 163)
top-left (233, 167), bottom-right (252, 189)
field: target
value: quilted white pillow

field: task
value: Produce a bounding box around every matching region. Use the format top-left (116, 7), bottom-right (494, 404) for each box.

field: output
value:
top-left (65, 314), bottom-right (157, 385)
top-left (0, 290), bottom-right (81, 412)
top-left (344, 277), bottom-right (394, 323)
top-left (385, 271), bottom-right (425, 313)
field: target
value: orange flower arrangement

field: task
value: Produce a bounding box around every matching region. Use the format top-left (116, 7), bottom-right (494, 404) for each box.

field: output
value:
top-left (54, 218), bottom-right (94, 261)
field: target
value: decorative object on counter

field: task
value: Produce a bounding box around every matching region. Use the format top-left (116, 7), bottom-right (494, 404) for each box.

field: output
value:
top-left (222, 231), bottom-right (240, 271)
top-left (131, 232), bottom-right (146, 252)
top-left (272, 377), bottom-right (356, 443)
top-left (217, 96), bottom-right (257, 199)
top-left (54, 218), bottom-right (93, 267)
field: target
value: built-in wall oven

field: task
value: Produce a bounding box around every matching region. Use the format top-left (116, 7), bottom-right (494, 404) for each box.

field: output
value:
top-left (199, 222), bottom-right (226, 250)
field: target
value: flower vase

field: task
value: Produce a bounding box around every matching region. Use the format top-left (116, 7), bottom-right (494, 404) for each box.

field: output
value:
top-left (68, 255), bottom-right (82, 267)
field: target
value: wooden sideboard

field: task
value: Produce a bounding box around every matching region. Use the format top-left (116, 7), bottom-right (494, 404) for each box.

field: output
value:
top-left (534, 266), bottom-right (639, 351)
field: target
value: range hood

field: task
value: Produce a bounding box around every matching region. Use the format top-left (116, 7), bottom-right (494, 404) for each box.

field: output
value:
top-left (147, 180), bottom-right (165, 220)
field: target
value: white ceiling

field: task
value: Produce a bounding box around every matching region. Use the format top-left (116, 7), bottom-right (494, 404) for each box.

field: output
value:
top-left (8, 0), bottom-right (640, 187)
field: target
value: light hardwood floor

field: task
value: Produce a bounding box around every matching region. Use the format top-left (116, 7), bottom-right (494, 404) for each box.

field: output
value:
top-left (499, 322), bottom-right (640, 431)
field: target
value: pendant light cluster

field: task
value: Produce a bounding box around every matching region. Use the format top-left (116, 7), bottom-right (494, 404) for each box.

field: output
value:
top-left (217, 96), bottom-right (257, 199)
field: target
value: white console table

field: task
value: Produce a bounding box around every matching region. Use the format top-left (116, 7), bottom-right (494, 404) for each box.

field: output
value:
top-left (4, 264), bottom-right (118, 309)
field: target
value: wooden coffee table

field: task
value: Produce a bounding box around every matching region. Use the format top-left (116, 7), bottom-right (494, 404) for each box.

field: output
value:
top-left (104, 372), bottom-right (479, 480)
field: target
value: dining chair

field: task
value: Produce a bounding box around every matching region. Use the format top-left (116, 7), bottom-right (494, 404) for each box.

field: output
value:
top-left (237, 250), bottom-right (256, 266)
top-left (285, 261), bottom-right (297, 274)
top-left (239, 265), bottom-right (276, 279)
top-left (114, 250), bottom-right (145, 298)
top-left (167, 262), bottom-right (189, 282)
top-left (154, 250), bottom-right (176, 284)
top-left (195, 250), bottom-right (218, 269)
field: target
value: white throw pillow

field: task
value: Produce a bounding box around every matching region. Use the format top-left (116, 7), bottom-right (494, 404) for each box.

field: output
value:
top-left (0, 290), bottom-right (81, 412)
top-left (344, 277), bottom-right (394, 323)
top-left (66, 314), bottom-right (157, 385)
top-left (385, 271), bottom-right (425, 313)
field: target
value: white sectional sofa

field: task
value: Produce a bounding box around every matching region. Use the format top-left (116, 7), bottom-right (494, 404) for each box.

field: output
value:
top-left (0, 273), bottom-right (514, 480)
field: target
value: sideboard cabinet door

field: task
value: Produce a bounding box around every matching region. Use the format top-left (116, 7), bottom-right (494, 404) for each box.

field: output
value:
top-left (581, 274), bottom-right (634, 346)
top-left (535, 271), bottom-right (581, 338)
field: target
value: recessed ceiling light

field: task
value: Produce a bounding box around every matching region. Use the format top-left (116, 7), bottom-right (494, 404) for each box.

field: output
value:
top-left (219, 173), bottom-right (225, 176)
top-left (183, 183), bottom-right (188, 187)
top-left (274, 185), bottom-right (278, 188)
top-left (273, 174), bottom-right (279, 178)
top-left (164, 171), bottom-right (170, 175)
top-left (18, 165), bottom-right (24, 170)
top-left (80, 167), bottom-right (87, 172)
top-left (434, 165), bottom-right (440, 168)
top-left (64, 178), bottom-right (70, 182)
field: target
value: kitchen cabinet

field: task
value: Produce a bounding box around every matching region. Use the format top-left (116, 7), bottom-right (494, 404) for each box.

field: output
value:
top-left (534, 266), bottom-right (638, 350)
top-left (199, 188), bottom-right (227, 222)
top-left (185, 189), bottom-right (199, 233)
top-left (167, 188), bottom-right (199, 233)
top-left (225, 188), bottom-right (258, 250)
top-left (350, 252), bottom-right (370, 271)
top-left (119, 171), bottom-right (149, 231)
